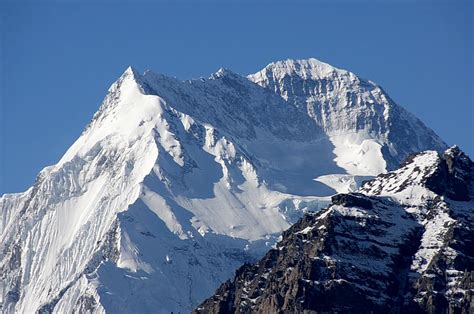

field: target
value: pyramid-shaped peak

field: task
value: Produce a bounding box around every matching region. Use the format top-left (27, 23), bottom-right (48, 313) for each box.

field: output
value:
top-left (103, 65), bottom-right (144, 97)
top-left (120, 65), bottom-right (142, 81)
top-left (210, 67), bottom-right (243, 80)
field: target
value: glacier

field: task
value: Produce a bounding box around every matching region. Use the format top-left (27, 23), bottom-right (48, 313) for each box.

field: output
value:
top-left (0, 58), bottom-right (447, 313)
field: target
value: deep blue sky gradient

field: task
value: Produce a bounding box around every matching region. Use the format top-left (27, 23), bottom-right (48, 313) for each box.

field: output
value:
top-left (1, 1), bottom-right (473, 194)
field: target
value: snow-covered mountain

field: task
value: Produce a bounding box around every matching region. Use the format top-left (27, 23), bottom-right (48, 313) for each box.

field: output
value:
top-left (196, 146), bottom-right (473, 313)
top-left (248, 58), bottom-right (446, 175)
top-left (0, 58), bottom-right (447, 313)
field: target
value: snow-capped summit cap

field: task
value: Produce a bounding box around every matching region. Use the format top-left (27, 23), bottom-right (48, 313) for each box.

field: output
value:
top-left (248, 58), bottom-right (348, 83)
top-left (210, 67), bottom-right (242, 80)
top-left (103, 66), bottom-right (143, 96)
top-left (120, 65), bottom-right (141, 81)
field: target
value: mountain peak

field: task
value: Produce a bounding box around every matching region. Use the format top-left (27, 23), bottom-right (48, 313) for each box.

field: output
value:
top-left (120, 65), bottom-right (141, 80)
top-left (248, 58), bottom-right (347, 83)
top-left (210, 67), bottom-right (242, 80)
top-left (106, 65), bottom-right (143, 95)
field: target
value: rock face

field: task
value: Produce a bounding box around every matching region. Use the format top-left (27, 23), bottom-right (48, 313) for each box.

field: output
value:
top-left (195, 147), bottom-right (474, 313)
top-left (0, 59), bottom-right (447, 313)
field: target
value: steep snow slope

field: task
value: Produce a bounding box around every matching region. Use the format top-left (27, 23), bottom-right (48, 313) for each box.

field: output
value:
top-left (0, 59), bottom-right (447, 313)
top-left (0, 66), bottom-right (330, 314)
top-left (248, 58), bottom-right (447, 175)
top-left (196, 147), bottom-right (473, 313)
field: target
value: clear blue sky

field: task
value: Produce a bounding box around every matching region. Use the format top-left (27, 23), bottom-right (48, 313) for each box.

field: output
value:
top-left (1, 1), bottom-right (472, 194)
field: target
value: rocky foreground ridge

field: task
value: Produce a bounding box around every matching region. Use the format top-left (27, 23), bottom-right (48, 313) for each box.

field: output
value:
top-left (196, 146), bottom-right (474, 313)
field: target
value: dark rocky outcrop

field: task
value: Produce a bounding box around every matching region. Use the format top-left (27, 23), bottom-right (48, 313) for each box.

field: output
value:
top-left (425, 146), bottom-right (472, 201)
top-left (331, 192), bottom-right (373, 209)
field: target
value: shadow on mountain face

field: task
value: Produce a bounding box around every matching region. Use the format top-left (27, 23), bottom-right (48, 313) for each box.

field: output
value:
top-left (96, 197), bottom-right (277, 314)
top-left (142, 71), bottom-right (347, 198)
top-left (243, 134), bottom-right (344, 197)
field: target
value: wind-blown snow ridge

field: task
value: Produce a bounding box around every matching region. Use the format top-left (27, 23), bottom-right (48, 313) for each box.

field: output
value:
top-left (0, 58), bottom-right (448, 313)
